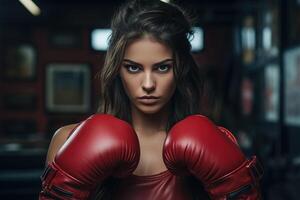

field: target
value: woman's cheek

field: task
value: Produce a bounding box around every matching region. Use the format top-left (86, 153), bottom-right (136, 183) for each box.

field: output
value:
top-left (124, 79), bottom-right (137, 100)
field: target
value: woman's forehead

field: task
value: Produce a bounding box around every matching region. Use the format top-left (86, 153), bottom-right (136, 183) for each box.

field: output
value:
top-left (124, 36), bottom-right (173, 62)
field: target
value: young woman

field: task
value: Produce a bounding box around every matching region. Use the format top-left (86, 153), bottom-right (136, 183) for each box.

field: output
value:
top-left (40, 0), bottom-right (263, 199)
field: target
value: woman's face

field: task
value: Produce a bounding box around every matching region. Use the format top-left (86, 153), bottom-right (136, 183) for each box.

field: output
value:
top-left (119, 36), bottom-right (176, 115)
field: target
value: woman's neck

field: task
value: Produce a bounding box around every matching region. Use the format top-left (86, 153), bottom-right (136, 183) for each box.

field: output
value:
top-left (130, 104), bottom-right (170, 136)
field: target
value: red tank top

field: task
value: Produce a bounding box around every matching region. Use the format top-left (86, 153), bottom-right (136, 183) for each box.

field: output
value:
top-left (110, 170), bottom-right (209, 200)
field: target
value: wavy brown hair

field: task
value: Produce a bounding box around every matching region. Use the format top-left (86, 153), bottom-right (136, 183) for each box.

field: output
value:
top-left (97, 0), bottom-right (204, 132)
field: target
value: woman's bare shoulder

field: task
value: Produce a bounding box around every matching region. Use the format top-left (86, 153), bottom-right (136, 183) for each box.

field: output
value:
top-left (45, 123), bottom-right (79, 165)
top-left (54, 124), bottom-right (79, 139)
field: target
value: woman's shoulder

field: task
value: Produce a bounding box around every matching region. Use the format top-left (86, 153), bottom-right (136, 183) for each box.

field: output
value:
top-left (51, 123), bottom-right (79, 145)
top-left (54, 124), bottom-right (79, 138)
top-left (45, 123), bottom-right (79, 165)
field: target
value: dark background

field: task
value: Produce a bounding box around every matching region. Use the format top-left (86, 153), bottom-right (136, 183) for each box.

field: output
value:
top-left (0, 0), bottom-right (299, 199)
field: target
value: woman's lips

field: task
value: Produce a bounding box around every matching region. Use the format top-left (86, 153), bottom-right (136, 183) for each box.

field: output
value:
top-left (139, 95), bottom-right (159, 99)
top-left (137, 96), bottom-right (160, 104)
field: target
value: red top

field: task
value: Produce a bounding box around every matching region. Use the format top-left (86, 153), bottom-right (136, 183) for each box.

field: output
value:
top-left (110, 170), bottom-right (209, 200)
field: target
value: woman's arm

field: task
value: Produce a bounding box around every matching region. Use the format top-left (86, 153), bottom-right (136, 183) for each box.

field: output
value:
top-left (45, 124), bottom-right (78, 165)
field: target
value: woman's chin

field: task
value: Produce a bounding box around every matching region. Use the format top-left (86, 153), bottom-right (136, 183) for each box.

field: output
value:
top-left (136, 104), bottom-right (164, 115)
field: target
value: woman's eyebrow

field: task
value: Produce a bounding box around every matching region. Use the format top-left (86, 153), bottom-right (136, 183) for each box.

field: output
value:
top-left (123, 58), bottom-right (174, 67)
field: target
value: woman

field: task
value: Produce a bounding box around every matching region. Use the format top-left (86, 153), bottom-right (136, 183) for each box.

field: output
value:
top-left (40, 0), bottom-right (263, 199)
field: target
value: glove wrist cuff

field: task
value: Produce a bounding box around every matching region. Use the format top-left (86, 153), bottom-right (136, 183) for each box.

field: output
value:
top-left (205, 156), bottom-right (263, 199)
top-left (40, 162), bottom-right (91, 199)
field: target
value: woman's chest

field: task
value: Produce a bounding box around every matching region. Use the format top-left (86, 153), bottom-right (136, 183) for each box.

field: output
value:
top-left (133, 133), bottom-right (167, 176)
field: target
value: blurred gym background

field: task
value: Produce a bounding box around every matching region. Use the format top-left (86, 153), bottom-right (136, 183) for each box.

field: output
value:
top-left (0, 0), bottom-right (299, 199)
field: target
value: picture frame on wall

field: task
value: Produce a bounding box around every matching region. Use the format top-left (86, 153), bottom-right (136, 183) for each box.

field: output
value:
top-left (241, 15), bottom-right (256, 66)
top-left (263, 63), bottom-right (280, 122)
top-left (45, 63), bottom-right (91, 113)
top-left (284, 46), bottom-right (300, 126)
top-left (2, 44), bottom-right (36, 80)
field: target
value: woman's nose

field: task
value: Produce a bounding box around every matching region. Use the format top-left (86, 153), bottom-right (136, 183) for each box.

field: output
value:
top-left (142, 73), bottom-right (155, 93)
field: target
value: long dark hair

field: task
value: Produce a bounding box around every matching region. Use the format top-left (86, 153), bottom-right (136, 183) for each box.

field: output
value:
top-left (97, 0), bottom-right (204, 131)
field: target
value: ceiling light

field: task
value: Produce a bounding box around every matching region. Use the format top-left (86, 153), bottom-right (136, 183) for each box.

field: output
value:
top-left (160, 0), bottom-right (171, 3)
top-left (19, 0), bottom-right (41, 16)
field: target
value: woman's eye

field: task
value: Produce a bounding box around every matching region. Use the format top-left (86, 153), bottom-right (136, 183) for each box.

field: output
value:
top-left (125, 65), bottom-right (140, 73)
top-left (157, 65), bottom-right (170, 72)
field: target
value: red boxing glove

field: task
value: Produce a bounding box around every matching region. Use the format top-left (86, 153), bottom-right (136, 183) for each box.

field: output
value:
top-left (163, 115), bottom-right (263, 200)
top-left (40, 114), bottom-right (140, 199)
